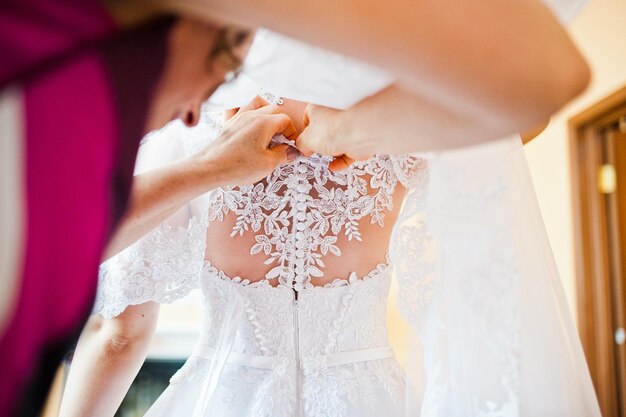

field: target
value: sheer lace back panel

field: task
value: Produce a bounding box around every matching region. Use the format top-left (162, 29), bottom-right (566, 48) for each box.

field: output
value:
top-left (205, 154), bottom-right (419, 289)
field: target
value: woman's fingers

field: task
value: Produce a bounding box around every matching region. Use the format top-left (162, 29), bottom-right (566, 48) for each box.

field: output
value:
top-left (268, 144), bottom-right (300, 165)
top-left (328, 155), bottom-right (355, 172)
top-left (296, 106), bottom-right (317, 156)
top-left (237, 95), bottom-right (270, 113)
top-left (238, 95), bottom-right (296, 116)
top-left (226, 98), bottom-right (358, 173)
top-left (224, 108), bottom-right (239, 121)
top-left (296, 126), bottom-right (326, 157)
top-left (296, 106), bottom-right (342, 157)
top-left (302, 106), bottom-right (311, 130)
top-left (263, 113), bottom-right (298, 141)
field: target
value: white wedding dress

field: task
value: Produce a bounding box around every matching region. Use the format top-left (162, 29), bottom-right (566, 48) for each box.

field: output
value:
top-left (95, 110), bottom-right (425, 417)
top-left (93, 1), bottom-right (602, 415)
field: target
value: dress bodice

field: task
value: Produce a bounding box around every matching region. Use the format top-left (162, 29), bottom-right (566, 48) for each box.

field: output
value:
top-left (205, 147), bottom-right (426, 289)
top-left (199, 261), bottom-right (392, 356)
top-left (155, 149), bottom-right (421, 417)
top-left (93, 114), bottom-right (426, 318)
top-left (166, 262), bottom-right (406, 417)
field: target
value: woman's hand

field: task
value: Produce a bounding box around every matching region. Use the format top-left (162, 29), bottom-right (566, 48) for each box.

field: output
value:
top-left (296, 104), bottom-right (371, 171)
top-left (104, 96), bottom-right (299, 258)
top-left (199, 96), bottom-right (300, 185)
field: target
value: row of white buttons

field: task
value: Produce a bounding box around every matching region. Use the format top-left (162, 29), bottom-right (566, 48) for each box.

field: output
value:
top-left (293, 159), bottom-right (311, 291)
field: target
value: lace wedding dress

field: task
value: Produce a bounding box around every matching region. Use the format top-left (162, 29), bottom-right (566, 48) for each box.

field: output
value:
top-left (93, 0), bottom-right (602, 414)
top-left (95, 109), bottom-right (425, 417)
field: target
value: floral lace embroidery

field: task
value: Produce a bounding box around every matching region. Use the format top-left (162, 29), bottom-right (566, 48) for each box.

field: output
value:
top-left (170, 263), bottom-right (406, 417)
top-left (94, 209), bottom-right (208, 319)
top-left (208, 153), bottom-right (423, 290)
top-left (404, 151), bottom-right (521, 417)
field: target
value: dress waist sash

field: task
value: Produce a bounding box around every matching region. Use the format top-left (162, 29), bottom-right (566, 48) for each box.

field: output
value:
top-left (192, 344), bottom-right (395, 370)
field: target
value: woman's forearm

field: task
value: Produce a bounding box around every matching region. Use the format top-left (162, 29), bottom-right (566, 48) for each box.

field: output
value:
top-left (178, 0), bottom-right (589, 132)
top-left (59, 304), bottom-right (159, 417)
top-left (344, 86), bottom-right (552, 152)
top-left (103, 151), bottom-right (226, 259)
top-left (338, 85), bottom-right (504, 154)
top-left (103, 100), bottom-right (296, 259)
top-left (299, 85), bottom-right (547, 157)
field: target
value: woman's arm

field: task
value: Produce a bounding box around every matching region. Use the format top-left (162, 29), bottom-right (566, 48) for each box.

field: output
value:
top-left (176, 0), bottom-right (589, 135)
top-left (296, 85), bottom-right (553, 168)
top-left (521, 120), bottom-right (550, 145)
top-left (103, 98), bottom-right (298, 259)
top-left (58, 303), bottom-right (160, 417)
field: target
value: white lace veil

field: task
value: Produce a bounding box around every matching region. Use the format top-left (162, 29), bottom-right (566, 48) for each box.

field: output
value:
top-left (388, 2), bottom-right (600, 415)
top-left (93, 0), bottom-right (602, 415)
top-left (392, 137), bottom-right (601, 416)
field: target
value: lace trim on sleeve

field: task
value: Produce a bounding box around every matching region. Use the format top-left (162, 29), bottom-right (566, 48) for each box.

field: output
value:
top-left (93, 212), bottom-right (208, 318)
top-left (389, 159), bottom-right (436, 333)
top-left (389, 154), bottom-right (429, 190)
top-left (93, 109), bottom-right (222, 318)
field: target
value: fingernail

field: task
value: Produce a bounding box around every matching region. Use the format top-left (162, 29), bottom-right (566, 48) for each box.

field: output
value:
top-left (286, 147), bottom-right (300, 162)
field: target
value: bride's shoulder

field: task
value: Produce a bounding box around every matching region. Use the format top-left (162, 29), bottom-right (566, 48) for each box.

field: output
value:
top-left (386, 154), bottom-right (430, 189)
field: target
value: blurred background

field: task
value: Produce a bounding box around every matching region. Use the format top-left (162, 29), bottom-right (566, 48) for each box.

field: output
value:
top-left (525, 1), bottom-right (626, 415)
top-left (41, 0), bottom-right (626, 416)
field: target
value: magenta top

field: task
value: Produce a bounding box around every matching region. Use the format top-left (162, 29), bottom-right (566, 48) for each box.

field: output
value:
top-left (0, 3), bottom-right (172, 415)
top-left (0, 0), bottom-right (116, 87)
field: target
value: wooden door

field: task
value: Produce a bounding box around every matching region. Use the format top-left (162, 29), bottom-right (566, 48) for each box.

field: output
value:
top-left (603, 124), bottom-right (626, 417)
top-left (571, 86), bottom-right (626, 417)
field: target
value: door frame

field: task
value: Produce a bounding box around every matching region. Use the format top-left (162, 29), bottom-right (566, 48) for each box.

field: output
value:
top-left (570, 85), bottom-right (626, 417)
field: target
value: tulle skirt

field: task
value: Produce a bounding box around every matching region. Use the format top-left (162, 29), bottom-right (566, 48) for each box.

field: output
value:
top-left (144, 355), bottom-right (406, 417)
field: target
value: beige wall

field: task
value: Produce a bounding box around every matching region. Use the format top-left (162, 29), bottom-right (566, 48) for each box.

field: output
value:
top-left (525, 0), bottom-right (626, 322)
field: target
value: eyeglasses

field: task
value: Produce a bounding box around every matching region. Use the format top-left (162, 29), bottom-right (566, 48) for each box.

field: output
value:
top-left (209, 26), bottom-right (250, 83)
